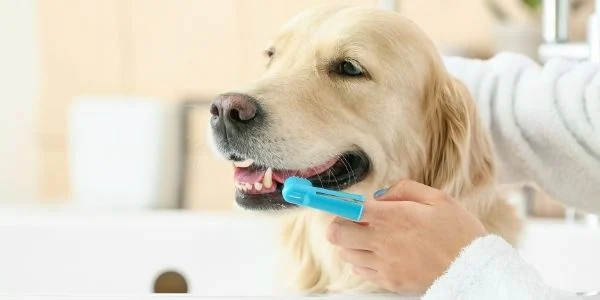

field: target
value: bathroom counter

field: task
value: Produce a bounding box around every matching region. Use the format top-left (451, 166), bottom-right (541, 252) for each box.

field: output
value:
top-left (1, 208), bottom-right (599, 296)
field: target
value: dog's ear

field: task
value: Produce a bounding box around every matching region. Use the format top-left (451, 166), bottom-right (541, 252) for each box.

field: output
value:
top-left (419, 71), bottom-right (471, 193)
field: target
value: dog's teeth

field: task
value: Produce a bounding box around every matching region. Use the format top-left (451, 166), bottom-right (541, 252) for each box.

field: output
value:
top-left (245, 183), bottom-right (252, 190)
top-left (236, 182), bottom-right (248, 191)
top-left (263, 167), bottom-right (273, 188)
top-left (254, 182), bottom-right (263, 191)
top-left (233, 159), bottom-right (254, 168)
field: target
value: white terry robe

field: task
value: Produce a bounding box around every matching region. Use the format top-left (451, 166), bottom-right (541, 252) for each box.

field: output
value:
top-left (444, 53), bottom-right (600, 213)
top-left (424, 235), bottom-right (580, 300)
top-left (422, 53), bottom-right (600, 300)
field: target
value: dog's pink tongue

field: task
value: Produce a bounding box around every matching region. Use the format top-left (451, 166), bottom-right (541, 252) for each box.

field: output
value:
top-left (234, 167), bottom-right (265, 183)
top-left (272, 158), bottom-right (338, 182)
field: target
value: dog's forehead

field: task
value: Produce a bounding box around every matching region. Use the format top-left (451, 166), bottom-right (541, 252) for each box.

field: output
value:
top-left (274, 6), bottom-right (408, 49)
top-left (278, 5), bottom-right (350, 35)
top-left (264, 5), bottom-right (435, 85)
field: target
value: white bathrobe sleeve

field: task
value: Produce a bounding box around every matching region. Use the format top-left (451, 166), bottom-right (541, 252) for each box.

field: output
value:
top-left (444, 53), bottom-right (600, 213)
top-left (421, 54), bottom-right (600, 299)
top-left (423, 235), bottom-right (580, 300)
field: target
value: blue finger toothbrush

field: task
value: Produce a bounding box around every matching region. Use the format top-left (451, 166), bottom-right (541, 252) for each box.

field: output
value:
top-left (282, 177), bottom-right (365, 221)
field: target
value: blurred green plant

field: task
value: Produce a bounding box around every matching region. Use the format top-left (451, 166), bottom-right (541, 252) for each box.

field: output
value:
top-left (522, 0), bottom-right (542, 11)
top-left (487, 0), bottom-right (586, 22)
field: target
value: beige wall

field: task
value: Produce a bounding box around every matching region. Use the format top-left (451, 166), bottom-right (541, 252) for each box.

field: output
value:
top-left (0, 0), bottom-right (40, 204)
top-left (400, 0), bottom-right (495, 56)
top-left (37, 0), bottom-right (587, 210)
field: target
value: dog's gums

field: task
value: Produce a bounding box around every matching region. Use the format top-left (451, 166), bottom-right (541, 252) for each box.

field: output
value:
top-left (232, 152), bottom-right (370, 210)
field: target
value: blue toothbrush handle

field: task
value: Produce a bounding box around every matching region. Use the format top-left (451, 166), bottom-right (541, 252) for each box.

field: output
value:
top-left (282, 177), bottom-right (365, 222)
top-left (306, 190), bottom-right (364, 221)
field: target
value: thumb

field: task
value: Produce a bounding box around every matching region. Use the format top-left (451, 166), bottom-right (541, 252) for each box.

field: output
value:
top-left (372, 179), bottom-right (444, 206)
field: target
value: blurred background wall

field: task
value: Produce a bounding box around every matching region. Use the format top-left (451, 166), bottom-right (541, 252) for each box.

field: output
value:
top-left (0, 0), bottom-right (594, 211)
top-left (0, 0), bottom-right (40, 205)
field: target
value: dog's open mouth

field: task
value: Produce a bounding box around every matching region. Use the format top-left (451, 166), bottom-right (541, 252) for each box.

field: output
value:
top-left (232, 152), bottom-right (370, 210)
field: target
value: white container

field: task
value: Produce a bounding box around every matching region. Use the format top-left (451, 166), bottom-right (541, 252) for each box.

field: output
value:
top-left (68, 96), bottom-right (181, 210)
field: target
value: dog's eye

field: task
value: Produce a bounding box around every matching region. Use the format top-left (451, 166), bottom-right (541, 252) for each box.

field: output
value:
top-left (337, 60), bottom-right (364, 77)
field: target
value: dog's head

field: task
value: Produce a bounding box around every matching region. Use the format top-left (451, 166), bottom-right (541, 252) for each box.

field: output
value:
top-left (209, 6), bottom-right (493, 211)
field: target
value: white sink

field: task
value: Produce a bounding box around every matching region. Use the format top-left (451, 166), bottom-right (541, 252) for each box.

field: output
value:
top-left (0, 209), bottom-right (598, 297)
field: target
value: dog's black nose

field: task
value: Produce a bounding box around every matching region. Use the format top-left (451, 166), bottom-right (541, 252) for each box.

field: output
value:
top-left (210, 93), bottom-right (260, 137)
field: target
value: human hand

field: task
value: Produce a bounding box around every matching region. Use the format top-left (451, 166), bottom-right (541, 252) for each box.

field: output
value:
top-left (326, 179), bottom-right (487, 294)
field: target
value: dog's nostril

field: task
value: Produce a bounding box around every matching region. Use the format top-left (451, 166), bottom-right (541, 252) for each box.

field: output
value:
top-left (229, 108), bottom-right (243, 122)
top-left (209, 103), bottom-right (219, 117)
top-left (211, 93), bottom-right (258, 124)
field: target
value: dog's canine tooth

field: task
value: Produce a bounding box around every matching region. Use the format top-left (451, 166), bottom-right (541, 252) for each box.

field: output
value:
top-left (264, 167), bottom-right (273, 188)
top-left (233, 159), bottom-right (254, 168)
top-left (254, 182), bottom-right (263, 191)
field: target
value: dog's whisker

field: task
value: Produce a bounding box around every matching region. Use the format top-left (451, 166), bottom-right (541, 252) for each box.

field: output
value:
top-left (327, 167), bottom-right (341, 191)
top-left (316, 172), bottom-right (326, 191)
top-left (339, 154), bottom-right (357, 186)
top-left (329, 154), bottom-right (344, 191)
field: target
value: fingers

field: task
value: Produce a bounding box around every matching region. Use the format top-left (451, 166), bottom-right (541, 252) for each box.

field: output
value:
top-left (375, 179), bottom-right (447, 205)
top-left (339, 248), bottom-right (379, 270)
top-left (327, 218), bottom-right (376, 250)
top-left (360, 198), bottom-right (424, 223)
top-left (359, 180), bottom-right (443, 222)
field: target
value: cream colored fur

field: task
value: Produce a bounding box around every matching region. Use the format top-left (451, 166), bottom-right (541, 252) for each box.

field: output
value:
top-left (221, 5), bottom-right (523, 295)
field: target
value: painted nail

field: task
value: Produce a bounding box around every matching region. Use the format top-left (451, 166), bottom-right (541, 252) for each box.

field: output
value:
top-left (373, 188), bottom-right (389, 198)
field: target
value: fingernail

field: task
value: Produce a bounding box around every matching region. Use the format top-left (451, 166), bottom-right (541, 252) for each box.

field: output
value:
top-left (373, 188), bottom-right (389, 198)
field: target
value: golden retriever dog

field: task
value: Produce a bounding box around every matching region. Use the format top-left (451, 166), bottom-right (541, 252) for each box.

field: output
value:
top-left (209, 5), bottom-right (523, 295)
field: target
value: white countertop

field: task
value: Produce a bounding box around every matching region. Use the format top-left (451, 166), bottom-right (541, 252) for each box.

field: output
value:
top-left (1, 208), bottom-right (599, 296)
